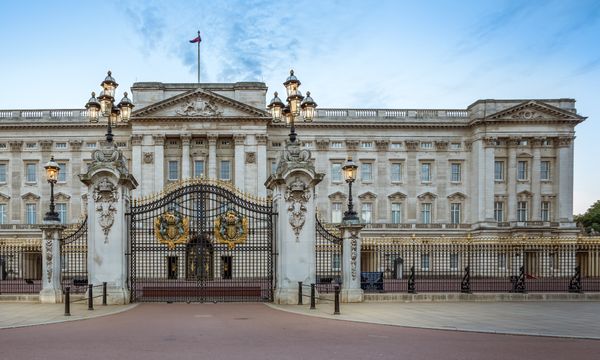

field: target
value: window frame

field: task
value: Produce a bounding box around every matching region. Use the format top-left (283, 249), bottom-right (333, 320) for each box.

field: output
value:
top-left (360, 162), bottom-right (373, 182)
top-left (517, 160), bottom-right (529, 181)
top-left (494, 160), bottom-right (504, 181)
top-left (168, 160), bottom-right (179, 181)
top-left (219, 160), bottom-right (231, 181)
top-left (450, 163), bottom-right (461, 182)
top-left (450, 203), bottom-right (461, 224)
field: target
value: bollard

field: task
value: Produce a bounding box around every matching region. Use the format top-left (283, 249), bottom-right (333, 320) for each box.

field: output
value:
top-left (88, 284), bottom-right (94, 310)
top-left (310, 283), bottom-right (316, 310)
top-left (102, 282), bottom-right (107, 306)
top-left (334, 285), bottom-right (340, 315)
top-left (64, 287), bottom-right (71, 316)
top-left (298, 282), bottom-right (303, 305)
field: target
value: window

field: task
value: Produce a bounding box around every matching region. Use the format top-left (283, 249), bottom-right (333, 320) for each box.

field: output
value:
top-left (26, 142), bottom-right (37, 149)
top-left (494, 202), bottom-right (504, 222)
top-left (55, 142), bottom-right (67, 149)
top-left (494, 161), bottom-right (504, 181)
top-left (517, 201), bottom-right (528, 222)
top-left (270, 161), bottom-right (278, 174)
top-left (498, 253), bottom-right (507, 269)
top-left (86, 142), bottom-right (96, 149)
top-left (0, 164), bottom-right (6, 183)
top-left (331, 141), bottom-right (343, 149)
top-left (331, 163), bottom-right (342, 182)
top-left (220, 160), bottom-right (231, 181)
top-left (450, 203), bottom-right (461, 224)
top-left (26, 163), bottom-right (36, 182)
top-left (221, 140), bottom-right (230, 146)
top-left (56, 203), bottom-right (67, 224)
top-left (517, 161), bottom-right (528, 180)
top-left (541, 201), bottom-right (551, 221)
top-left (168, 161), bottom-right (178, 180)
top-left (421, 203), bottom-right (432, 224)
top-left (541, 161), bottom-right (551, 181)
top-left (360, 142), bottom-right (373, 149)
top-left (272, 142), bottom-right (281, 148)
top-left (195, 140), bottom-right (204, 145)
top-left (420, 142), bottom-right (433, 149)
top-left (391, 203), bottom-right (402, 224)
top-left (58, 162), bottom-right (67, 182)
top-left (390, 163), bottom-right (402, 182)
top-left (26, 204), bottom-right (36, 224)
top-left (450, 143), bottom-right (461, 150)
top-left (331, 253), bottom-right (341, 271)
top-left (421, 254), bottom-right (430, 271)
top-left (361, 163), bottom-right (372, 182)
top-left (421, 163), bottom-right (431, 182)
top-left (390, 142), bottom-right (402, 149)
top-left (0, 204), bottom-right (7, 224)
top-left (519, 140), bottom-right (528, 146)
top-left (331, 202), bottom-right (343, 223)
top-left (303, 142), bottom-right (312, 148)
top-left (0, 143), bottom-right (6, 149)
top-left (361, 203), bottom-right (372, 223)
top-left (194, 160), bottom-right (204, 177)
top-left (450, 253), bottom-right (459, 270)
top-left (451, 163), bottom-right (461, 182)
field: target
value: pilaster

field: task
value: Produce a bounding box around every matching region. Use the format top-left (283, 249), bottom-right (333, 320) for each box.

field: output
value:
top-left (256, 134), bottom-right (268, 197)
top-left (153, 135), bottom-right (165, 193)
top-left (234, 134), bottom-right (246, 191)
top-left (181, 134), bottom-right (191, 179)
top-left (39, 223), bottom-right (65, 303)
top-left (507, 138), bottom-right (519, 222)
top-left (208, 134), bottom-right (218, 179)
top-left (338, 222), bottom-right (364, 303)
top-left (531, 138), bottom-right (542, 221)
top-left (131, 134), bottom-right (143, 196)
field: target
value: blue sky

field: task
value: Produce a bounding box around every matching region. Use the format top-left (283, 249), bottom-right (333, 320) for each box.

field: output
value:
top-left (0, 0), bottom-right (598, 214)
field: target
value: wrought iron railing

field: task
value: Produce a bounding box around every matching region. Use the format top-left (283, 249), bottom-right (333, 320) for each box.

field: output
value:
top-left (60, 217), bottom-right (88, 294)
top-left (315, 216), bottom-right (343, 293)
top-left (0, 239), bottom-right (42, 294)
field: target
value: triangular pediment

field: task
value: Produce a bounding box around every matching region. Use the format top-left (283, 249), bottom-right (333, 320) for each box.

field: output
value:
top-left (486, 101), bottom-right (585, 122)
top-left (0, 192), bottom-right (10, 201)
top-left (21, 192), bottom-right (40, 201)
top-left (388, 191), bottom-right (407, 200)
top-left (358, 191), bottom-right (377, 200)
top-left (132, 88), bottom-right (269, 119)
top-left (328, 191), bottom-right (347, 200)
top-left (417, 191), bottom-right (437, 200)
top-left (447, 192), bottom-right (467, 200)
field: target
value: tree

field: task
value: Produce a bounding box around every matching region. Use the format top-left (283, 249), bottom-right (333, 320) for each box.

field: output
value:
top-left (575, 200), bottom-right (600, 235)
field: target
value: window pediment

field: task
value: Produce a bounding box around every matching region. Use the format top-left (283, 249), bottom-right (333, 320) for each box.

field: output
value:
top-left (21, 192), bottom-right (40, 201)
top-left (0, 192), bottom-right (10, 201)
top-left (328, 191), bottom-right (347, 200)
top-left (358, 191), bottom-right (377, 200)
top-left (417, 192), bottom-right (437, 201)
top-left (447, 192), bottom-right (467, 201)
top-left (388, 192), bottom-right (407, 201)
top-left (517, 190), bottom-right (532, 200)
top-left (55, 192), bottom-right (71, 201)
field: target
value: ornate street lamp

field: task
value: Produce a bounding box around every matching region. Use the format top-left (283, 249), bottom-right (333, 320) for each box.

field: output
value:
top-left (342, 157), bottom-right (359, 223)
top-left (43, 156), bottom-right (60, 222)
top-left (268, 70), bottom-right (317, 143)
top-left (85, 71), bottom-right (134, 143)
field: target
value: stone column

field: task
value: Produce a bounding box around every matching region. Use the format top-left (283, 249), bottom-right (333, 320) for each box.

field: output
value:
top-left (181, 134), bottom-right (191, 180)
top-left (483, 138), bottom-right (496, 222)
top-left (507, 138), bottom-right (518, 222)
top-left (9, 141), bottom-right (23, 223)
top-left (39, 223), bottom-right (65, 303)
top-left (234, 135), bottom-right (246, 191)
top-left (256, 134), bottom-right (268, 197)
top-left (338, 222), bottom-right (364, 302)
top-left (131, 134), bottom-right (143, 196)
top-left (208, 134), bottom-right (218, 179)
top-left (79, 143), bottom-right (138, 304)
top-left (557, 136), bottom-right (574, 222)
top-left (266, 141), bottom-right (324, 304)
top-left (153, 135), bottom-right (165, 193)
top-left (69, 140), bottom-right (84, 222)
top-left (531, 139), bottom-right (542, 221)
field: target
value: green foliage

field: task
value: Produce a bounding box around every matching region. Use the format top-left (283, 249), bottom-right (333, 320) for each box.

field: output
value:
top-left (575, 200), bottom-right (600, 234)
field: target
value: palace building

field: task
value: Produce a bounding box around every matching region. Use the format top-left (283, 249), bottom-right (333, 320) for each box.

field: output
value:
top-left (0, 79), bottom-right (586, 244)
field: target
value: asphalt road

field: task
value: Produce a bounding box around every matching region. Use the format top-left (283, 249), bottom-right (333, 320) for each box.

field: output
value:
top-left (1, 303), bottom-right (598, 360)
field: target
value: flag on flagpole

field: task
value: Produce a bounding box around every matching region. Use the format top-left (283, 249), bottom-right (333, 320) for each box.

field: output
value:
top-left (189, 35), bottom-right (201, 43)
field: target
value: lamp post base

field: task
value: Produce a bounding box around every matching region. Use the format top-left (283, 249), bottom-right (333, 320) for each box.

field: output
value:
top-left (43, 212), bottom-right (60, 223)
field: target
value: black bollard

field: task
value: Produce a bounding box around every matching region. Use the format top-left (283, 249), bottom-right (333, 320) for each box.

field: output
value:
top-left (64, 287), bottom-right (71, 316)
top-left (102, 282), bottom-right (107, 306)
top-left (310, 283), bottom-right (316, 310)
top-left (88, 284), bottom-right (94, 310)
top-left (298, 281), bottom-right (303, 305)
top-left (334, 285), bottom-right (340, 315)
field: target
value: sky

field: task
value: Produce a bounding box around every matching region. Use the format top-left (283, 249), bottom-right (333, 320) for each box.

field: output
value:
top-left (0, 0), bottom-right (598, 214)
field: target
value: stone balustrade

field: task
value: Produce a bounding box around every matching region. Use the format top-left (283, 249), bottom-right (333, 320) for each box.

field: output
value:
top-left (315, 108), bottom-right (469, 119)
top-left (0, 109), bottom-right (89, 122)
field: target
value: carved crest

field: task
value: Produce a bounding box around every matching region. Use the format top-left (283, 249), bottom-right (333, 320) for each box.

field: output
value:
top-left (93, 178), bottom-right (119, 243)
top-left (214, 208), bottom-right (248, 249)
top-left (154, 210), bottom-right (190, 250)
top-left (176, 98), bottom-right (223, 117)
top-left (285, 177), bottom-right (311, 241)
top-left (143, 152), bottom-right (154, 164)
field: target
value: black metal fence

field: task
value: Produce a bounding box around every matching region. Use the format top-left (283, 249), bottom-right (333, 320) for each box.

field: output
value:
top-left (361, 238), bottom-right (600, 293)
top-left (315, 217), bottom-right (342, 293)
top-left (60, 216), bottom-right (88, 294)
top-left (0, 240), bottom-right (42, 294)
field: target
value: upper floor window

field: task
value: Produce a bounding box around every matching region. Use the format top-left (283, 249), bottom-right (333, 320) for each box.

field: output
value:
top-left (0, 204), bottom-right (7, 224)
top-left (540, 161), bottom-right (551, 181)
top-left (331, 202), bottom-right (343, 223)
top-left (390, 163), bottom-right (402, 182)
top-left (421, 203), bottom-right (432, 224)
top-left (517, 201), bottom-right (528, 222)
top-left (494, 161), bottom-right (504, 181)
top-left (26, 203), bottom-right (37, 224)
top-left (0, 164), bottom-right (6, 183)
top-left (272, 142), bottom-right (282, 148)
top-left (55, 142), bottom-right (67, 149)
top-left (450, 163), bottom-right (461, 182)
top-left (270, 160), bottom-right (278, 175)
top-left (86, 142), bottom-right (97, 149)
top-left (194, 160), bottom-right (204, 177)
top-left (26, 163), bottom-right (37, 183)
top-left (450, 143), bottom-right (461, 150)
top-left (331, 141), bottom-right (343, 149)
top-left (331, 162), bottom-right (342, 182)
top-left (26, 142), bottom-right (37, 149)
top-left (360, 142), bottom-right (373, 149)
top-left (421, 163), bottom-right (431, 182)
top-left (58, 162), bottom-right (67, 182)
top-left (168, 161), bottom-right (178, 180)
top-left (541, 201), bottom-right (551, 221)
top-left (56, 203), bottom-right (67, 224)
top-left (0, 143), bottom-right (6, 149)
top-left (220, 160), bottom-right (231, 181)
top-left (420, 142), bottom-right (433, 150)
top-left (494, 201), bottom-right (504, 222)
top-left (519, 140), bottom-right (528, 146)
top-left (390, 142), bottom-right (402, 149)
top-left (450, 203), bottom-right (461, 224)
top-left (517, 161), bottom-right (528, 180)
top-left (391, 203), bottom-right (402, 224)
top-left (361, 163), bottom-right (373, 182)
top-left (361, 203), bottom-right (373, 223)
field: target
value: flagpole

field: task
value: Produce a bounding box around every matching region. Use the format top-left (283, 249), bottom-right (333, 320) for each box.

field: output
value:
top-left (197, 30), bottom-right (201, 83)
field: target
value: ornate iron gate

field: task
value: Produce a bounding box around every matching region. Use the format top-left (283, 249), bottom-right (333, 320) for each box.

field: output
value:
top-left (60, 216), bottom-right (88, 293)
top-left (315, 216), bottom-right (342, 293)
top-left (129, 179), bottom-right (274, 303)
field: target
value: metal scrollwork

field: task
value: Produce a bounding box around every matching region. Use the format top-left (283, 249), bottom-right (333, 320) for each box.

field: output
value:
top-left (93, 178), bottom-right (119, 243)
top-left (285, 177), bottom-right (311, 241)
top-left (568, 265), bottom-right (582, 293)
top-left (155, 210), bottom-right (190, 250)
top-left (45, 238), bottom-right (53, 283)
top-left (461, 266), bottom-right (471, 294)
top-left (214, 208), bottom-right (248, 250)
top-left (511, 265), bottom-right (527, 293)
top-left (408, 265), bottom-right (416, 294)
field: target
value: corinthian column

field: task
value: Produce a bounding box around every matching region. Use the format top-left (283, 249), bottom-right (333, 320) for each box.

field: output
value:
top-left (181, 134), bottom-right (191, 179)
top-left (208, 134), bottom-right (218, 179)
top-left (153, 135), bottom-right (165, 193)
top-left (234, 134), bottom-right (246, 191)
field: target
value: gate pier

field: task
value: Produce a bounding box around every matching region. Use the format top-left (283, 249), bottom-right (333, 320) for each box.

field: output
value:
top-left (79, 144), bottom-right (138, 304)
top-left (39, 223), bottom-right (65, 303)
top-left (339, 222), bottom-right (364, 303)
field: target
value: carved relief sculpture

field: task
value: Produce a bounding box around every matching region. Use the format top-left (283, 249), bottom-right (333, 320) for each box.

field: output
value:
top-left (93, 178), bottom-right (119, 243)
top-left (245, 152), bottom-right (256, 164)
top-left (284, 177), bottom-right (311, 241)
top-left (176, 98), bottom-right (223, 117)
top-left (143, 152), bottom-right (154, 164)
top-left (45, 237), bottom-right (53, 283)
top-left (350, 234), bottom-right (358, 281)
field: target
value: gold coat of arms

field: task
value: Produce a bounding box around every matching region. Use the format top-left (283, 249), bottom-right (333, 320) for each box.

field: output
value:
top-left (214, 208), bottom-right (248, 249)
top-left (154, 211), bottom-right (190, 250)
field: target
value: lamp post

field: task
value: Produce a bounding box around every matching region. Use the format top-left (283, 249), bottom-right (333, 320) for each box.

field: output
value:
top-left (43, 156), bottom-right (60, 222)
top-left (85, 71), bottom-right (134, 143)
top-left (267, 70), bottom-right (317, 143)
top-left (342, 157), bottom-right (359, 223)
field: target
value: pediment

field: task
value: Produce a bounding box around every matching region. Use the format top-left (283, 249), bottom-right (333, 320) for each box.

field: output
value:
top-left (486, 101), bottom-right (585, 123)
top-left (417, 191), bottom-right (437, 200)
top-left (328, 191), bottom-right (347, 200)
top-left (132, 88), bottom-right (269, 119)
top-left (55, 192), bottom-right (71, 201)
top-left (21, 192), bottom-right (40, 201)
top-left (447, 192), bottom-right (467, 200)
top-left (358, 191), bottom-right (377, 200)
top-left (0, 192), bottom-right (10, 201)
top-left (517, 190), bottom-right (532, 199)
top-left (388, 191), bottom-right (407, 200)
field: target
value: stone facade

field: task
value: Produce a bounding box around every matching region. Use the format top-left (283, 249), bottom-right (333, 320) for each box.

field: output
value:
top-left (0, 81), bottom-right (586, 242)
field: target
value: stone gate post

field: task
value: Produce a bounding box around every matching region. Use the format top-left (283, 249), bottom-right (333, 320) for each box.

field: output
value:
top-left (338, 222), bottom-right (364, 302)
top-left (79, 144), bottom-right (137, 304)
top-left (266, 141), bottom-right (324, 304)
top-left (39, 223), bottom-right (65, 303)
